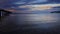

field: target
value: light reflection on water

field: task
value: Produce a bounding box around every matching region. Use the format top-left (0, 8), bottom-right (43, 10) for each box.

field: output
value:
top-left (17, 13), bottom-right (60, 23)
top-left (15, 13), bottom-right (60, 29)
top-left (1, 13), bottom-right (60, 31)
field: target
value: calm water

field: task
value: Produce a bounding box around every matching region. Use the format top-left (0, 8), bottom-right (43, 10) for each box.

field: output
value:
top-left (14, 13), bottom-right (60, 28)
top-left (1, 13), bottom-right (60, 34)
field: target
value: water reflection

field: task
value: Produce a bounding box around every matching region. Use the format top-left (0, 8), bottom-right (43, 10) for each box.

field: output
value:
top-left (1, 13), bottom-right (60, 32)
top-left (17, 13), bottom-right (60, 23)
top-left (16, 13), bottom-right (60, 29)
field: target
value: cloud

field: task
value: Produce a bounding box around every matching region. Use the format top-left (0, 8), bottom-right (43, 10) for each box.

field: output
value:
top-left (15, 2), bottom-right (26, 4)
top-left (17, 4), bottom-right (60, 11)
top-left (14, 0), bottom-right (47, 5)
top-left (29, 0), bottom-right (47, 4)
top-left (0, 0), bottom-right (60, 9)
top-left (49, 0), bottom-right (60, 3)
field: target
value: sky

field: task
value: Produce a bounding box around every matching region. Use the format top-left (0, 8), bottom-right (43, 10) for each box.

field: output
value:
top-left (0, 0), bottom-right (60, 12)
